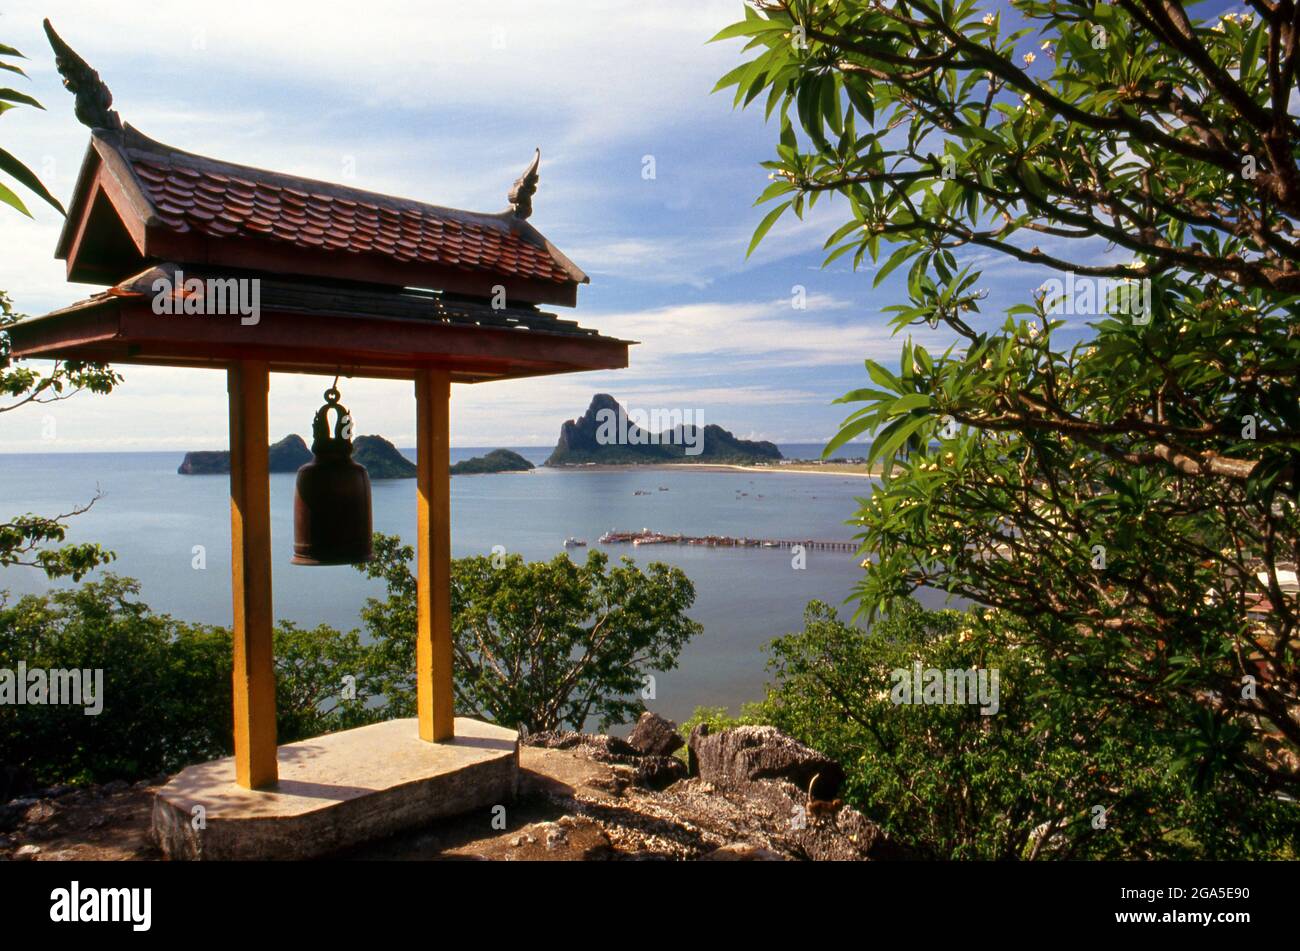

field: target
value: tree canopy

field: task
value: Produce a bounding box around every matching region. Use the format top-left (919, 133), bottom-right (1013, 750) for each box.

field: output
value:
top-left (695, 599), bottom-right (1299, 858)
top-left (718, 0), bottom-right (1300, 797)
top-left (357, 534), bottom-right (702, 733)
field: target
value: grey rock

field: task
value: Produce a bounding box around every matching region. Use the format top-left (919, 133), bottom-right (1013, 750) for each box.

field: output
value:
top-left (524, 731), bottom-right (639, 758)
top-left (690, 724), bottom-right (844, 798)
top-left (687, 722), bottom-right (709, 776)
top-left (627, 711), bottom-right (685, 757)
top-left (0, 797), bottom-right (37, 831)
top-left (525, 729), bottom-right (685, 790)
top-left (23, 800), bottom-right (58, 825)
top-left (543, 824), bottom-right (569, 850)
top-left (635, 754), bottom-right (688, 791)
top-left (522, 725), bottom-right (904, 860)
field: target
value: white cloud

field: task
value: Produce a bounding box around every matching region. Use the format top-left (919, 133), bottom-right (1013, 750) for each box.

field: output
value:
top-left (590, 293), bottom-right (951, 373)
top-left (565, 199), bottom-right (851, 288)
top-left (0, 3), bottom-right (956, 452)
top-left (8, 1), bottom-right (745, 143)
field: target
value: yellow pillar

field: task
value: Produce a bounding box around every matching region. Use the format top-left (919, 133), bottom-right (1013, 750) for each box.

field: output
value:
top-left (415, 368), bottom-right (454, 741)
top-left (227, 361), bottom-right (278, 788)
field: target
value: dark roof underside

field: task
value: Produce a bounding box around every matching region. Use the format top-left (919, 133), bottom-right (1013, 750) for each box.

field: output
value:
top-left (8, 265), bottom-right (629, 383)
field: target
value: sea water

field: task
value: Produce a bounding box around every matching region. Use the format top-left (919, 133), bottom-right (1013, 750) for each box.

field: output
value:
top-left (0, 445), bottom-right (952, 722)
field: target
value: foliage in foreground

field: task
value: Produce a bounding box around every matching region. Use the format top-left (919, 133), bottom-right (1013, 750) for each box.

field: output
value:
top-left (717, 0), bottom-right (1300, 799)
top-left (0, 539), bottom-right (699, 784)
top-left (695, 600), bottom-right (1298, 860)
top-left (357, 533), bottom-right (701, 733)
top-left (0, 576), bottom-right (379, 785)
top-left (0, 36), bottom-right (65, 218)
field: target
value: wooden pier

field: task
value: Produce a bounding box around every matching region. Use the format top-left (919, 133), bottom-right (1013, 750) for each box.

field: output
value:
top-left (598, 529), bottom-right (858, 552)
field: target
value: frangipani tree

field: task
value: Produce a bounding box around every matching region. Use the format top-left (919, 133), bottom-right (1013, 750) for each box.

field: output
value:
top-left (717, 0), bottom-right (1299, 796)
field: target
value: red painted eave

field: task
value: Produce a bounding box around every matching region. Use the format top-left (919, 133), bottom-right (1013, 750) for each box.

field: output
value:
top-left (6, 288), bottom-right (631, 383)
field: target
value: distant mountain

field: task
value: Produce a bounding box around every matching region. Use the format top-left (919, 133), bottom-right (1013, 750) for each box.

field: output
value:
top-left (352, 435), bottom-right (417, 479)
top-left (450, 449), bottom-right (535, 475)
top-left (545, 394), bottom-right (782, 466)
top-left (177, 434), bottom-right (312, 475)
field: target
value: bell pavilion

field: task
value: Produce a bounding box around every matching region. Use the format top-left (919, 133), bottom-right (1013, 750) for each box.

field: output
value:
top-left (5, 22), bottom-right (631, 858)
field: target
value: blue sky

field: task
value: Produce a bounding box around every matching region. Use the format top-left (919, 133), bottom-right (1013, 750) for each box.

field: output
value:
top-left (0, 0), bottom-right (1221, 452)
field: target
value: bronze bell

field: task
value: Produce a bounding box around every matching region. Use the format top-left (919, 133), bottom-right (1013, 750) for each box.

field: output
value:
top-left (291, 387), bottom-right (373, 565)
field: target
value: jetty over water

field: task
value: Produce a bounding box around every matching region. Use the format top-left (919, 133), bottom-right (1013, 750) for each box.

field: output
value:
top-left (598, 529), bottom-right (858, 552)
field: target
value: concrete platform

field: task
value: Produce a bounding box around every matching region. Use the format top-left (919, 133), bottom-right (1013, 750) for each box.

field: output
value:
top-left (152, 717), bottom-right (518, 860)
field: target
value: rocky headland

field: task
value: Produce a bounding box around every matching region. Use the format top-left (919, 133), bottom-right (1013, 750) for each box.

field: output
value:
top-left (546, 394), bottom-right (782, 467)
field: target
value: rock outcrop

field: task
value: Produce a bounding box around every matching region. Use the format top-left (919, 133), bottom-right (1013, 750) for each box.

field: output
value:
top-left (351, 434), bottom-right (417, 479)
top-left (450, 448), bottom-right (535, 475)
top-left (691, 723), bottom-right (845, 798)
top-left (180, 434), bottom-right (415, 479)
top-left (177, 434), bottom-right (312, 474)
top-left (0, 718), bottom-right (903, 861)
top-left (525, 730), bottom-right (688, 791)
top-left (682, 723), bottom-right (902, 861)
top-left (514, 719), bottom-right (903, 860)
top-left (627, 711), bottom-right (685, 758)
top-left (545, 394), bottom-right (782, 466)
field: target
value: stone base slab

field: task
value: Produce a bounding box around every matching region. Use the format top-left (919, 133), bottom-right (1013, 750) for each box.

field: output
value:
top-left (152, 717), bottom-right (518, 860)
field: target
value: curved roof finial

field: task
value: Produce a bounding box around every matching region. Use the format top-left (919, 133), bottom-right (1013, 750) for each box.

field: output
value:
top-left (508, 149), bottom-right (540, 220)
top-left (43, 19), bottom-right (122, 132)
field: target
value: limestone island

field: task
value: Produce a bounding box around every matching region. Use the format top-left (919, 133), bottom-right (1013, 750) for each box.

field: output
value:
top-left (545, 394), bottom-right (782, 466)
top-left (351, 435), bottom-right (418, 479)
top-left (178, 434), bottom-right (311, 475)
top-left (450, 449), bottom-right (535, 475)
top-left (178, 433), bottom-right (418, 479)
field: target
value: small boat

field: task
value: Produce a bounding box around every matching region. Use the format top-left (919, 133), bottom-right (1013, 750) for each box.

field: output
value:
top-left (564, 537), bottom-right (587, 548)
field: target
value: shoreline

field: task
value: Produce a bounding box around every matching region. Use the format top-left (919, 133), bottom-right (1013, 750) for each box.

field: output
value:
top-left (544, 462), bottom-right (880, 479)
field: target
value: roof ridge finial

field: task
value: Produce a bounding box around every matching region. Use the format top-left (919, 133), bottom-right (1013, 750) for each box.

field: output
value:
top-left (508, 148), bottom-right (540, 220)
top-left (43, 19), bottom-right (122, 132)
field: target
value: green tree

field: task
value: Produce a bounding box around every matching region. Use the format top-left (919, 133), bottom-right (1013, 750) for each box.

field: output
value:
top-left (0, 577), bottom-right (380, 786)
top-left (753, 600), bottom-right (1298, 858)
top-left (717, 1), bottom-right (1300, 797)
top-left (273, 621), bottom-right (380, 740)
top-left (1, 36), bottom-right (119, 581)
top-left (0, 576), bottom-right (231, 784)
top-left (357, 534), bottom-right (702, 732)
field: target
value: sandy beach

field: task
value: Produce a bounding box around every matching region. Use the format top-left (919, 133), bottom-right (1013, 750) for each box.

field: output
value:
top-left (546, 461), bottom-right (880, 478)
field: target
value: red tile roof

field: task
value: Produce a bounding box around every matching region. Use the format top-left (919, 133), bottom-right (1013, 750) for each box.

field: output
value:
top-left (60, 126), bottom-right (587, 302)
top-left (133, 158), bottom-right (574, 284)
